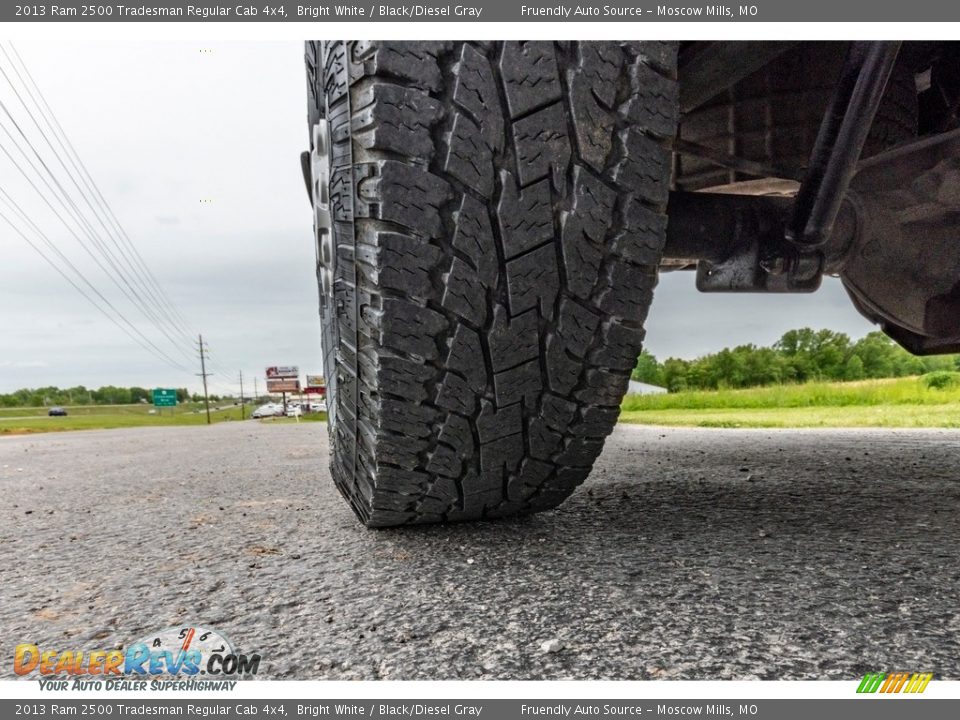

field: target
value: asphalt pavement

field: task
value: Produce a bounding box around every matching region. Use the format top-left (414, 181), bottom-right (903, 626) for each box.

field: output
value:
top-left (1, 421), bottom-right (958, 680)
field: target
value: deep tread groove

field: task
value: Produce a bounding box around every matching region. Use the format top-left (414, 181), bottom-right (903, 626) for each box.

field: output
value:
top-left (311, 41), bottom-right (679, 526)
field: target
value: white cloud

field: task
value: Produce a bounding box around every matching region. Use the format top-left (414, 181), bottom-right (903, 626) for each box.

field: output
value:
top-left (0, 41), bottom-right (318, 394)
top-left (0, 40), bottom-right (881, 394)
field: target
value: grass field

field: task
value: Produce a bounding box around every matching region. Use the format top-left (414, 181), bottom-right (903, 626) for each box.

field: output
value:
top-left (4, 377), bottom-right (959, 434)
top-left (0, 402), bottom-right (261, 435)
top-left (262, 412), bottom-right (326, 424)
top-left (620, 376), bottom-right (960, 428)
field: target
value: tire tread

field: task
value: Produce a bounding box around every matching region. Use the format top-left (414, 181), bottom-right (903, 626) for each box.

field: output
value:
top-left (314, 41), bottom-right (678, 525)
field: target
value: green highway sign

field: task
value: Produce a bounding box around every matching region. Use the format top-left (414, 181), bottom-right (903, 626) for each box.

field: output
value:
top-left (152, 388), bottom-right (177, 407)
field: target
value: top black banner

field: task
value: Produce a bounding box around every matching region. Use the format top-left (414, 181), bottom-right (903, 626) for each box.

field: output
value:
top-left (5, 0), bottom-right (960, 22)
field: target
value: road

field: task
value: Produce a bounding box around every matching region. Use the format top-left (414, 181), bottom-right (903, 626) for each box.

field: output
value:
top-left (1, 422), bottom-right (958, 680)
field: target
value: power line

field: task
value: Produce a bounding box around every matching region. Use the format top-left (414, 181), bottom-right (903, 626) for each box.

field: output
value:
top-left (0, 99), bottom-right (198, 367)
top-left (3, 42), bottom-right (198, 343)
top-left (0, 45), bottom-right (246, 387)
top-left (196, 335), bottom-right (212, 424)
top-left (205, 347), bottom-right (238, 384)
top-left (0, 45), bottom-right (240, 381)
top-left (238, 370), bottom-right (246, 420)
top-left (0, 48), bottom-right (189, 345)
top-left (0, 203), bottom-right (193, 374)
top-left (0, 191), bottom-right (193, 374)
top-left (0, 159), bottom-right (194, 379)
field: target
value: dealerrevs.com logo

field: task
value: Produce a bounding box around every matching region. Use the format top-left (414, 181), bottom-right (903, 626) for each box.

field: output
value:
top-left (14, 625), bottom-right (261, 691)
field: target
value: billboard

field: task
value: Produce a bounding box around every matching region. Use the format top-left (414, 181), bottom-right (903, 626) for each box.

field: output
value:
top-left (304, 374), bottom-right (326, 396)
top-left (265, 366), bottom-right (299, 379)
top-left (266, 378), bottom-right (301, 393)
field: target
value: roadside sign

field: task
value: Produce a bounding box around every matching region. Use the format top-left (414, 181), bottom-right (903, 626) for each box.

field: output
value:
top-left (266, 378), bottom-right (300, 393)
top-left (304, 374), bottom-right (325, 395)
top-left (152, 388), bottom-right (177, 407)
top-left (266, 366), bottom-right (299, 379)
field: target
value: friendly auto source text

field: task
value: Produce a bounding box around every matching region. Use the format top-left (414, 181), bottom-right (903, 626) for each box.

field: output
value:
top-left (520, 705), bottom-right (751, 717)
top-left (520, 5), bottom-right (756, 17)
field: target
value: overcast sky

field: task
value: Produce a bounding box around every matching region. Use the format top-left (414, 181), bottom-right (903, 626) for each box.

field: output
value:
top-left (0, 41), bottom-right (880, 395)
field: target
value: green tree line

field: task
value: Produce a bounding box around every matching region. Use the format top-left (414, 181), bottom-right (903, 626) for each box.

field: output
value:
top-left (0, 386), bottom-right (226, 408)
top-left (634, 329), bottom-right (960, 392)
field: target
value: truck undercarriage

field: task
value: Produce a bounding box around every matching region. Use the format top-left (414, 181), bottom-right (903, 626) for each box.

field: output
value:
top-left (664, 41), bottom-right (960, 355)
top-left (302, 41), bottom-right (960, 525)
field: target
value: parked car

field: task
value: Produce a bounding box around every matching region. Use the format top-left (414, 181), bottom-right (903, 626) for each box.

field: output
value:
top-left (252, 403), bottom-right (280, 419)
top-left (47, 407), bottom-right (67, 417)
top-left (285, 406), bottom-right (302, 418)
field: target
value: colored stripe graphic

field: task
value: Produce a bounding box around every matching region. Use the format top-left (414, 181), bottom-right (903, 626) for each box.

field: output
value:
top-left (883, 672), bottom-right (909, 693)
top-left (857, 672), bottom-right (933, 694)
top-left (906, 673), bottom-right (934, 693)
top-left (857, 673), bottom-right (885, 693)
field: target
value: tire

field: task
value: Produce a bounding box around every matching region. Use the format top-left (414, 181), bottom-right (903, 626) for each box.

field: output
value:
top-left (306, 41), bottom-right (679, 526)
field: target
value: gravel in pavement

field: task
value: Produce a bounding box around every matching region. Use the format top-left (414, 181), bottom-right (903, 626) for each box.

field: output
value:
top-left (1, 422), bottom-right (958, 680)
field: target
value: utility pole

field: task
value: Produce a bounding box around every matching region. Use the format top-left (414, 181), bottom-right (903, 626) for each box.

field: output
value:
top-left (239, 370), bottom-right (246, 420)
top-left (196, 334), bottom-right (212, 425)
top-left (253, 377), bottom-right (259, 405)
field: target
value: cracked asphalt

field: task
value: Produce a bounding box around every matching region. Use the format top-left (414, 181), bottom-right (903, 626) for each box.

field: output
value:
top-left (1, 422), bottom-right (958, 680)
